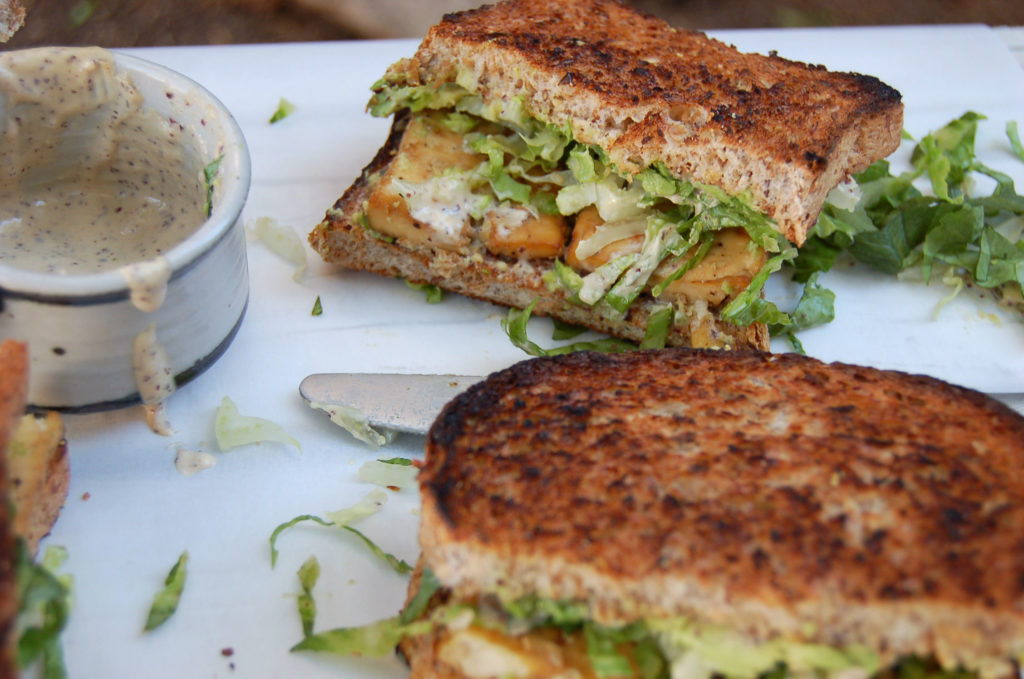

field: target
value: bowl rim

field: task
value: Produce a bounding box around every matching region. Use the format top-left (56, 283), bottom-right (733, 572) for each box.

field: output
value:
top-left (0, 49), bottom-right (252, 301)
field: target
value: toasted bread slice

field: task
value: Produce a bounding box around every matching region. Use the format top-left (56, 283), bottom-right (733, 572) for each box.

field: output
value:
top-left (8, 411), bottom-right (68, 556)
top-left (309, 111), bottom-right (769, 351)
top-left (416, 348), bottom-right (1024, 676)
top-left (382, 0), bottom-right (902, 245)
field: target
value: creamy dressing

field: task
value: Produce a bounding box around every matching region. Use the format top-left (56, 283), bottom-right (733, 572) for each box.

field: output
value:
top-left (485, 204), bottom-right (530, 239)
top-left (174, 447), bottom-right (217, 477)
top-left (0, 47), bottom-right (207, 275)
top-left (391, 175), bottom-right (485, 244)
top-left (131, 323), bottom-right (175, 435)
top-left (119, 257), bottom-right (172, 312)
top-left (0, 47), bottom-right (217, 433)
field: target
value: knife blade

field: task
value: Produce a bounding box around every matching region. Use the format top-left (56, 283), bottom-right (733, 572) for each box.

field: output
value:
top-left (299, 373), bottom-right (485, 435)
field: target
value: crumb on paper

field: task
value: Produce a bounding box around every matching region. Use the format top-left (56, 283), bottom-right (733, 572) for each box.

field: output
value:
top-left (175, 447), bottom-right (217, 477)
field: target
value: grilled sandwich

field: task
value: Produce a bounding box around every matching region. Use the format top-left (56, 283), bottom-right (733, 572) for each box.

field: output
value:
top-left (309, 0), bottom-right (903, 350)
top-left (395, 348), bottom-right (1024, 679)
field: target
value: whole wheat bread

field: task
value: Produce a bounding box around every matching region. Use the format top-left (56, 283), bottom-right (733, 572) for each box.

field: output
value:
top-left (414, 348), bottom-right (1024, 677)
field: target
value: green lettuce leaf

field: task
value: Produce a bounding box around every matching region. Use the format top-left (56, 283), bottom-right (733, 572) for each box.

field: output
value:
top-left (501, 300), bottom-right (636, 356)
top-left (297, 556), bottom-right (320, 637)
top-left (16, 542), bottom-right (71, 679)
top-left (800, 111), bottom-right (1024, 318)
top-left (143, 551), bottom-right (188, 632)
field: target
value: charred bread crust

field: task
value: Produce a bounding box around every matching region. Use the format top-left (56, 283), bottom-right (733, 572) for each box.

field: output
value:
top-left (419, 348), bottom-right (1024, 672)
top-left (308, 115), bottom-right (769, 351)
top-left (396, 0), bottom-right (903, 245)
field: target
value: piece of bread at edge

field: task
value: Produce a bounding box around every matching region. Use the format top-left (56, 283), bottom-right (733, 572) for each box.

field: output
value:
top-left (411, 348), bottom-right (1024, 678)
top-left (0, 0), bottom-right (24, 43)
top-left (0, 341), bottom-right (27, 678)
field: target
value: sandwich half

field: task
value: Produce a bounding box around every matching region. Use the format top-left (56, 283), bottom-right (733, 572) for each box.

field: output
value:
top-left (309, 0), bottom-right (903, 350)
top-left (399, 348), bottom-right (1024, 679)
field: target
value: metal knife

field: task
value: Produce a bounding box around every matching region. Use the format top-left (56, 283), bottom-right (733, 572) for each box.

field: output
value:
top-left (299, 373), bottom-right (485, 435)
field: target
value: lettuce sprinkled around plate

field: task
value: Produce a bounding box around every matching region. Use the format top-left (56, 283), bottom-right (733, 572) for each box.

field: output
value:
top-left (306, 400), bottom-right (394, 448)
top-left (296, 556), bottom-right (319, 637)
top-left (17, 542), bottom-right (71, 679)
top-left (143, 551), bottom-right (188, 633)
top-left (215, 396), bottom-right (301, 452)
top-left (248, 216), bottom-right (308, 282)
top-left (502, 300), bottom-right (637, 357)
top-left (358, 458), bottom-right (418, 490)
top-left (269, 97), bottom-right (297, 124)
top-left (269, 490), bottom-right (411, 574)
top-left (798, 112), bottom-right (1024, 321)
top-left (289, 567), bottom-right (444, 657)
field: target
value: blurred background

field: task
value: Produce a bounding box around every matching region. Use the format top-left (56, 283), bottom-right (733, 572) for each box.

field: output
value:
top-left (5, 0), bottom-right (1024, 48)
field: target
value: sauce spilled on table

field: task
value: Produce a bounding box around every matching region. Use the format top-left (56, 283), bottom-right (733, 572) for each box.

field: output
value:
top-left (0, 47), bottom-right (215, 432)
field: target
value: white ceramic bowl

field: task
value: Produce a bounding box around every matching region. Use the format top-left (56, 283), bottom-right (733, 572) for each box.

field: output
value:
top-left (0, 49), bottom-right (251, 411)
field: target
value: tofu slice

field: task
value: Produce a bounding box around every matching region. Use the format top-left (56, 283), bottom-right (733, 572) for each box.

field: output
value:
top-left (482, 204), bottom-right (568, 259)
top-left (652, 227), bottom-right (766, 307)
top-left (567, 206), bottom-right (764, 307)
top-left (366, 112), bottom-right (486, 251)
top-left (437, 625), bottom-right (619, 679)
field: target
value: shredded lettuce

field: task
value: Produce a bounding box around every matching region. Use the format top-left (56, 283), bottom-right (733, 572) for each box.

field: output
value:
top-left (342, 526), bottom-right (413, 574)
top-left (16, 542), bottom-right (71, 679)
top-left (269, 97), bottom-right (297, 124)
top-left (270, 489), bottom-right (387, 567)
top-left (501, 300), bottom-right (636, 356)
top-left (799, 111), bottom-right (1024, 322)
top-left (296, 556), bottom-right (319, 637)
top-left (143, 551), bottom-right (188, 633)
top-left (358, 459), bottom-right (418, 490)
top-left (769, 271), bottom-right (836, 353)
top-left (641, 304), bottom-right (675, 349)
top-left (215, 396), bottom-right (301, 452)
top-left (270, 515), bottom-right (333, 569)
top-left (248, 216), bottom-right (308, 282)
top-left (307, 400), bottom-right (394, 448)
top-left (202, 155), bottom-right (223, 218)
top-left (325, 488), bottom-right (389, 528)
top-left (269, 500), bottom-right (410, 574)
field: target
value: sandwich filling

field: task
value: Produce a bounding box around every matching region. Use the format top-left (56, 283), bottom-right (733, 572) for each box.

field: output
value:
top-left (355, 70), bottom-right (797, 347)
top-left (401, 573), bottom-right (1007, 679)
